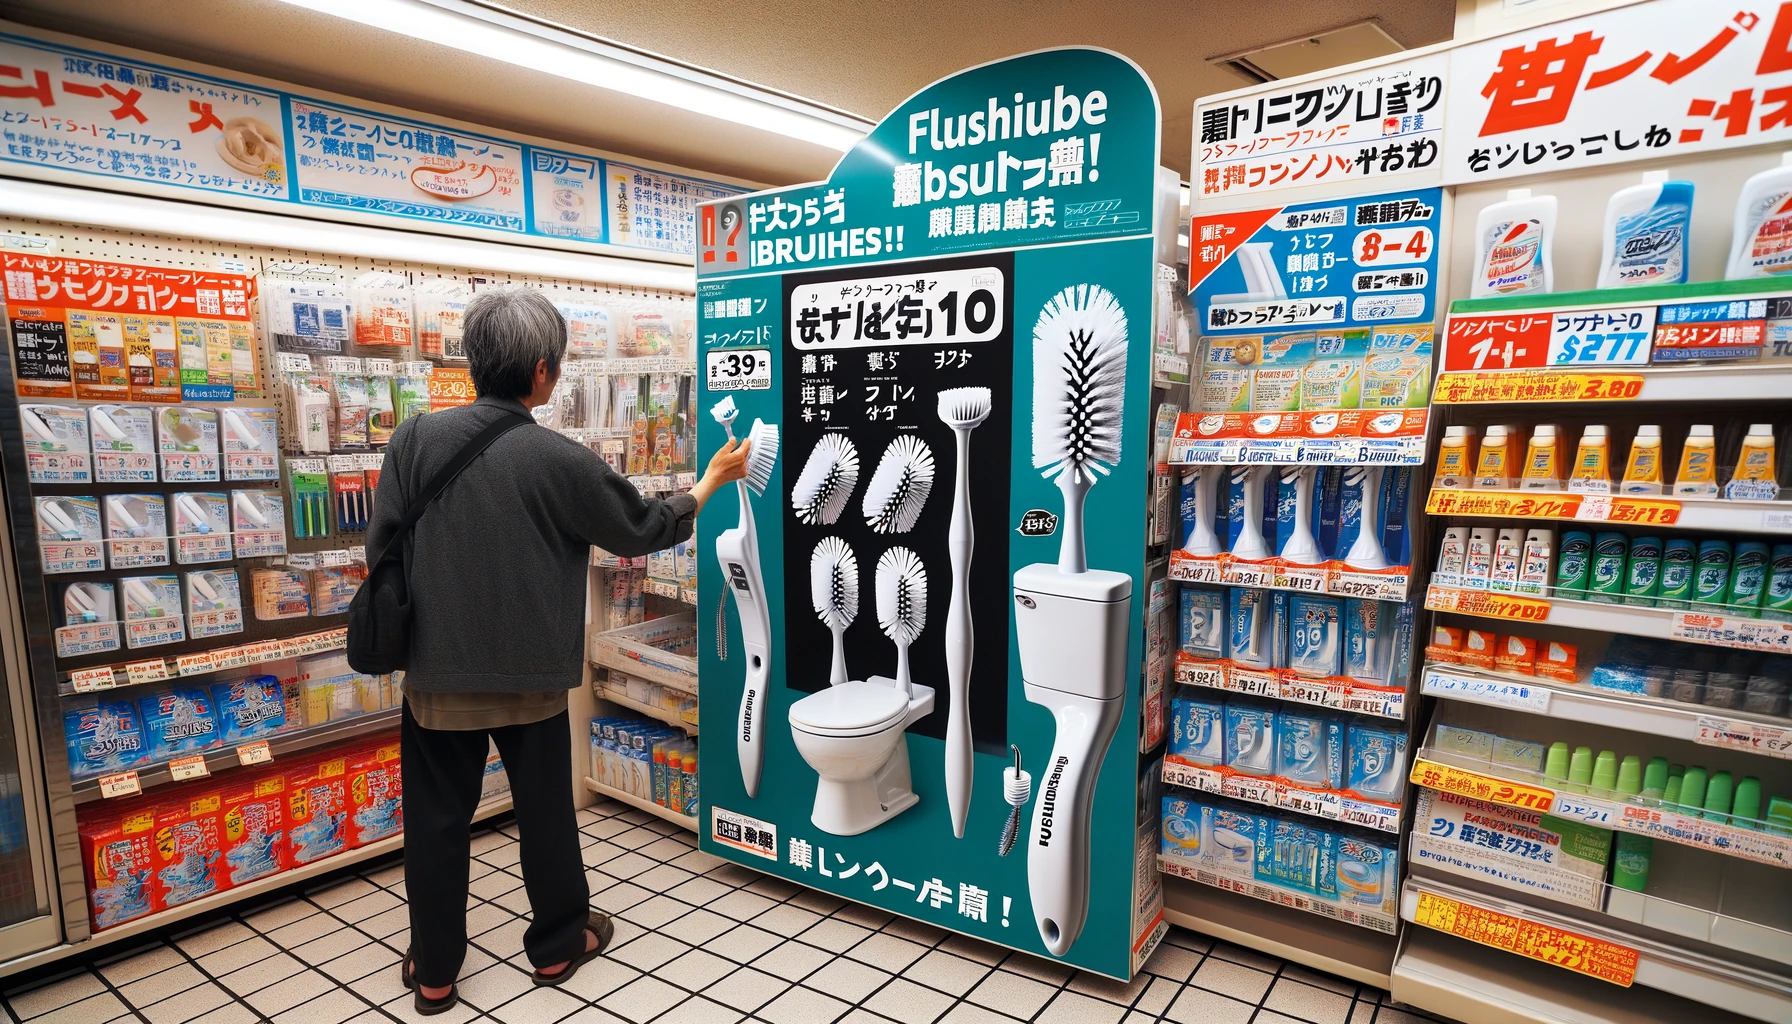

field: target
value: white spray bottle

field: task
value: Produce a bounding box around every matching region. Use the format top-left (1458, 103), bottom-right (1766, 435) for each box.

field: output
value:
top-left (1472, 189), bottom-right (1556, 298)
top-left (1598, 170), bottom-right (1694, 288)
top-left (1726, 152), bottom-right (1792, 279)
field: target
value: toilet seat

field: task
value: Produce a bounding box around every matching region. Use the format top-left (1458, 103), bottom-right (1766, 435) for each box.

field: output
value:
top-left (789, 682), bottom-right (909, 737)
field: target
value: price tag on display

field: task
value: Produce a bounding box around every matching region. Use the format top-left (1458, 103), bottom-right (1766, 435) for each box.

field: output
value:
top-left (70, 667), bottom-right (115, 693)
top-left (1352, 224), bottom-right (1433, 266)
top-left (1412, 892), bottom-right (1638, 987)
top-left (1421, 668), bottom-right (1551, 712)
top-left (1174, 654), bottom-right (1226, 689)
top-left (212, 647), bottom-right (251, 671)
top-left (675, 472), bottom-right (697, 489)
top-left (1222, 775), bottom-right (1276, 805)
top-left (1280, 675), bottom-right (1343, 709)
top-left (1433, 371), bottom-right (1644, 404)
top-left (236, 741), bottom-right (272, 767)
top-left (705, 349), bottom-right (772, 392)
top-left (1410, 758), bottom-right (1555, 812)
top-left (364, 358), bottom-right (394, 376)
top-left (175, 652), bottom-right (218, 677)
top-left (1696, 716), bottom-right (1792, 760)
top-left (1551, 792), bottom-right (1620, 826)
top-left (1162, 759), bottom-right (1223, 795)
top-left (97, 771), bottom-right (140, 799)
top-left (1425, 585), bottom-right (1552, 623)
top-left (1338, 797), bottom-right (1401, 833)
top-left (124, 659), bottom-right (169, 686)
top-left (323, 356), bottom-right (363, 374)
top-left (398, 361), bottom-right (435, 377)
top-left (1277, 785), bottom-right (1341, 819)
top-left (276, 352), bottom-right (313, 373)
top-left (1228, 667), bottom-right (1279, 699)
top-left (169, 755), bottom-right (210, 782)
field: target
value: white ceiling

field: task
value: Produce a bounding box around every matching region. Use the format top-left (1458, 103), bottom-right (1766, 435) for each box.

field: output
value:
top-left (4, 0), bottom-right (1457, 186)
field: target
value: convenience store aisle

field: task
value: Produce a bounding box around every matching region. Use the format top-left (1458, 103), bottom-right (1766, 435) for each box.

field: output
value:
top-left (1, 801), bottom-right (1456, 1024)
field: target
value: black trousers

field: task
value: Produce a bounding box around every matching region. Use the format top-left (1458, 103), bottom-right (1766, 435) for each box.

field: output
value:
top-left (401, 701), bottom-right (589, 987)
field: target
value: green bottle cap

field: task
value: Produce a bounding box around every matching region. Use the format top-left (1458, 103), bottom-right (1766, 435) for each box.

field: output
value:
top-left (1704, 771), bottom-right (1735, 821)
top-left (1544, 742), bottom-right (1570, 781)
top-left (1641, 757), bottom-right (1670, 798)
top-left (1591, 750), bottom-right (1619, 794)
top-left (1567, 746), bottom-right (1595, 791)
top-left (1616, 756), bottom-right (1644, 797)
top-left (1669, 763), bottom-right (1686, 780)
top-left (1663, 775), bottom-right (1683, 804)
top-left (1679, 767), bottom-right (1709, 811)
top-left (1733, 777), bottom-right (1763, 827)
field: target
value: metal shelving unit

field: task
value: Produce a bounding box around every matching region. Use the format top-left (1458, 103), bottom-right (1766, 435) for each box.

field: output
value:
top-left (583, 776), bottom-right (695, 832)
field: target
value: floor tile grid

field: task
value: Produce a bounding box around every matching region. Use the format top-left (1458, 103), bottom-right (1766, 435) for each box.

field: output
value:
top-left (2, 800), bottom-right (1455, 1024)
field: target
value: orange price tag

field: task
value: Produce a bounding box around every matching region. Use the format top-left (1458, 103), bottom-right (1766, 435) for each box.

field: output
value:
top-left (1577, 496), bottom-right (1681, 526)
top-left (1410, 758), bottom-right (1556, 811)
top-left (1425, 490), bottom-right (1587, 520)
top-left (1413, 892), bottom-right (1638, 986)
top-left (236, 741), bottom-right (273, 767)
top-left (1434, 371), bottom-right (1645, 404)
top-left (169, 754), bottom-right (210, 782)
top-left (175, 652), bottom-right (217, 677)
top-left (1425, 585), bottom-right (1552, 623)
top-left (97, 770), bottom-right (141, 799)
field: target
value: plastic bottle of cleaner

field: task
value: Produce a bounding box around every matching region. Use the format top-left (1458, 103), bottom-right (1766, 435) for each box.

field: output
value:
top-left (1674, 425), bottom-right (1719, 497)
top-left (1726, 152), bottom-right (1792, 279)
top-left (1520, 425), bottom-right (1564, 491)
top-left (1598, 170), bottom-right (1694, 288)
top-left (1473, 188), bottom-right (1556, 297)
top-left (1568, 425), bottom-right (1610, 493)
top-left (1620, 425), bottom-right (1664, 495)
top-left (1473, 425), bottom-right (1517, 489)
top-left (1434, 426), bottom-right (1477, 490)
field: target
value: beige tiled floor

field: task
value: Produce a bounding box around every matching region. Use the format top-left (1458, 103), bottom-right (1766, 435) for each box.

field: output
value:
top-left (3, 801), bottom-right (1456, 1024)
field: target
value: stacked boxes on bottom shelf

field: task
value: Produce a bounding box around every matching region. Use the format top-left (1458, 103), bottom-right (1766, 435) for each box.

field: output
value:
top-left (589, 716), bottom-right (697, 818)
top-left (76, 733), bottom-right (402, 931)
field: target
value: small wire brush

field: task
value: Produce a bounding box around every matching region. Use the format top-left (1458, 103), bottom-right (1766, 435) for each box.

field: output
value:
top-left (998, 745), bottom-right (1032, 857)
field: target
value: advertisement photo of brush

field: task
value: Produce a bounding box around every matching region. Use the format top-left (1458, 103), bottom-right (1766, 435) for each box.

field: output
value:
top-left (1013, 283), bottom-right (1133, 958)
top-left (791, 432), bottom-right (860, 526)
top-left (811, 536), bottom-right (860, 686)
top-left (863, 435), bottom-right (935, 534)
top-left (710, 395), bottom-right (781, 798)
top-left (937, 385), bottom-right (992, 839)
top-left (875, 546), bottom-right (927, 699)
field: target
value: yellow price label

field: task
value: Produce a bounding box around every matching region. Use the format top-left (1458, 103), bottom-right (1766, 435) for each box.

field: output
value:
top-left (1424, 585), bottom-right (1552, 623)
top-left (1413, 892), bottom-right (1638, 986)
top-left (1410, 758), bottom-right (1556, 812)
top-left (1435, 371), bottom-right (1645, 404)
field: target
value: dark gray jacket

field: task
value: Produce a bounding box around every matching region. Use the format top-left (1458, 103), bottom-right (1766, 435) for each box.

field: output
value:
top-left (368, 395), bottom-right (696, 693)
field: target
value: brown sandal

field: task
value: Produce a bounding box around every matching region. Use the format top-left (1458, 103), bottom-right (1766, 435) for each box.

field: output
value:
top-left (532, 910), bottom-right (614, 987)
top-left (400, 948), bottom-right (460, 1016)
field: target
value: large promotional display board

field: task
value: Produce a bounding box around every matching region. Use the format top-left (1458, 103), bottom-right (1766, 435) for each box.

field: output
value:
top-left (695, 49), bottom-right (1164, 976)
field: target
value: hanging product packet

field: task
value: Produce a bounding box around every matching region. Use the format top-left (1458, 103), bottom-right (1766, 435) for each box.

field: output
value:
top-left (350, 271), bottom-right (414, 348)
top-left (415, 279), bottom-right (472, 361)
top-left (264, 264), bottom-right (351, 354)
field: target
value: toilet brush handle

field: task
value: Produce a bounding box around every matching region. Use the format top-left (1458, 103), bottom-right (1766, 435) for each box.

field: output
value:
top-left (1024, 684), bottom-right (1123, 958)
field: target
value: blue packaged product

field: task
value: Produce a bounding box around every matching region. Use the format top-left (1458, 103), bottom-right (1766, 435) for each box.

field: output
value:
top-left (1381, 468), bottom-right (1412, 567)
top-left (1347, 721), bottom-right (1407, 802)
top-left (1287, 595), bottom-right (1342, 678)
top-left (137, 688), bottom-right (220, 762)
top-left (64, 699), bottom-right (146, 779)
top-left (1170, 695), bottom-right (1226, 766)
top-left (1270, 591), bottom-right (1289, 670)
top-left (1208, 804), bottom-right (1268, 878)
top-left (1343, 598), bottom-right (1389, 683)
top-left (1178, 586), bottom-right (1225, 659)
top-left (1225, 702), bottom-right (1277, 776)
top-left (1227, 587), bottom-right (1271, 668)
top-left (1335, 834), bottom-right (1397, 910)
top-left (1276, 711), bottom-right (1343, 789)
top-left (1262, 818), bottom-right (1330, 894)
top-left (1161, 796), bottom-right (1205, 864)
top-left (208, 675), bottom-right (287, 744)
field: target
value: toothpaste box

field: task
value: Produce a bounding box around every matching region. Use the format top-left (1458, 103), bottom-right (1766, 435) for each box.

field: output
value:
top-left (286, 754), bottom-right (352, 865)
top-left (64, 699), bottom-right (147, 780)
top-left (1412, 790), bottom-right (1610, 909)
top-left (209, 676), bottom-right (287, 744)
top-left (220, 772), bottom-right (288, 886)
top-left (152, 792), bottom-right (228, 908)
top-left (78, 799), bottom-right (162, 930)
top-left (137, 688), bottom-right (220, 762)
top-left (347, 740), bottom-right (403, 846)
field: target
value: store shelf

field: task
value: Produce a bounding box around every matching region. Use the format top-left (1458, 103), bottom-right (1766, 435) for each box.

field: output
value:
top-left (1160, 869), bottom-right (1394, 989)
top-left (1393, 924), bottom-right (1765, 1024)
top-left (1421, 663), bottom-right (1792, 756)
top-left (588, 614), bottom-right (698, 692)
top-left (57, 627), bottom-right (349, 697)
top-left (1162, 757), bottom-right (1401, 834)
top-left (1426, 489), bottom-right (1792, 535)
top-left (582, 776), bottom-right (695, 832)
top-left (71, 709), bottom-right (401, 805)
top-left (1175, 652), bottom-right (1406, 721)
top-left (1425, 582), bottom-right (1792, 656)
top-left (1157, 855), bottom-right (1399, 937)
top-left (1400, 874), bottom-right (1792, 1023)
top-left (1167, 433), bottom-right (1427, 467)
top-left (1434, 363), bottom-right (1792, 404)
top-left (1409, 746), bottom-right (1792, 869)
top-left (643, 578), bottom-right (698, 604)
top-left (0, 794), bottom-right (512, 979)
top-left (595, 687), bottom-right (698, 734)
top-left (1168, 551), bottom-right (1412, 602)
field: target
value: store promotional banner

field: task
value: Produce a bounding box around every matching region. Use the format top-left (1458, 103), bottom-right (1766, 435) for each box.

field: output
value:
top-left (0, 28), bottom-right (739, 256)
top-left (694, 48), bottom-right (1164, 976)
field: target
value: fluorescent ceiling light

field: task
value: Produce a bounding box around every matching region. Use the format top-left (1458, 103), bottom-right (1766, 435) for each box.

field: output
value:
top-left (0, 178), bottom-right (695, 291)
top-left (270, 0), bottom-right (868, 152)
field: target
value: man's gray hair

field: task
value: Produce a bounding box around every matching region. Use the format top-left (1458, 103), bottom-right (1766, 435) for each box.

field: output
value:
top-left (462, 287), bottom-right (568, 400)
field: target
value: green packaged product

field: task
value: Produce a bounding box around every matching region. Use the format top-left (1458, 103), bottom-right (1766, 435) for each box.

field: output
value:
top-left (1556, 531), bottom-right (1593, 596)
top-left (1692, 539), bottom-right (1733, 612)
top-left (1765, 544), bottom-right (1792, 622)
top-left (1729, 541), bottom-right (1770, 612)
top-left (1659, 538), bottom-right (1696, 609)
top-left (1588, 532), bottom-right (1628, 604)
top-left (1624, 535), bottom-right (1662, 607)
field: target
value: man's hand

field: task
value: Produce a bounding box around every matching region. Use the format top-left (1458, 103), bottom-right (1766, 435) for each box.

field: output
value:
top-left (690, 437), bottom-right (752, 513)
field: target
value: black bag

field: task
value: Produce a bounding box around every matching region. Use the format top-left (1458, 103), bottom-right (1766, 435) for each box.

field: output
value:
top-left (346, 413), bottom-right (531, 673)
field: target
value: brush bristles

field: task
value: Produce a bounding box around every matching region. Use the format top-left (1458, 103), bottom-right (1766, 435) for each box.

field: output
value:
top-left (791, 433), bottom-right (859, 526)
top-left (1031, 284), bottom-right (1128, 485)
top-left (936, 386), bottom-right (993, 429)
top-left (810, 536), bottom-right (859, 629)
top-left (744, 419), bottom-right (779, 496)
top-left (863, 435), bottom-right (936, 534)
top-left (875, 546), bottom-right (928, 645)
top-left (710, 395), bottom-right (737, 425)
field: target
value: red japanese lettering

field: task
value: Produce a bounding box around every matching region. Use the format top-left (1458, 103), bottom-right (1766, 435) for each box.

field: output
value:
top-left (0, 66), bottom-right (52, 106)
top-left (1480, 32), bottom-right (1603, 136)
top-left (187, 100), bottom-right (224, 133)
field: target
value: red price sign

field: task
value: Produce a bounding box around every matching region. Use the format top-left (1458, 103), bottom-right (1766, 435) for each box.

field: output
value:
top-left (1353, 225), bottom-right (1433, 266)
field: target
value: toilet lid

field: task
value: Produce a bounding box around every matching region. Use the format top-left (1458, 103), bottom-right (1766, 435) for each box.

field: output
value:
top-left (790, 681), bottom-right (909, 736)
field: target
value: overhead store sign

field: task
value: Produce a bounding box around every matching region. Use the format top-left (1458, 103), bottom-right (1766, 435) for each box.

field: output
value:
top-left (1193, 0), bottom-right (1792, 200)
top-left (0, 29), bottom-right (739, 257)
top-left (1444, 0), bottom-right (1792, 181)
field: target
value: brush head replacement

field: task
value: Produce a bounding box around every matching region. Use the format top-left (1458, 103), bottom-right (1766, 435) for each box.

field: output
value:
top-left (875, 546), bottom-right (928, 645)
top-left (743, 419), bottom-right (780, 496)
top-left (1032, 284), bottom-right (1128, 485)
top-left (791, 433), bottom-right (859, 526)
top-left (809, 536), bottom-right (859, 630)
top-left (936, 386), bottom-right (993, 430)
top-left (709, 395), bottom-right (738, 427)
top-left (863, 435), bottom-right (935, 534)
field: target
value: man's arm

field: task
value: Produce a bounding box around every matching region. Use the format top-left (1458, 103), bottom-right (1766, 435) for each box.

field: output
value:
top-left (561, 433), bottom-right (751, 556)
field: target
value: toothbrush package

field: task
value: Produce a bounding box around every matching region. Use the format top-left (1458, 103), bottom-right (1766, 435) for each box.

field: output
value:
top-left (36, 496), bottom-right (104, 574)
top-left (209, 675), bottom-right (287, 744)
top-left (20, 404), bottom-right (92, 483)
top-left (121, 575), bottom-right (186, 649)
top-left (1287, 595), bottom-right (1342, 678)
top-left (185, 569), bottom-right (244, 640)
top-left (105, 495), bottom-right (170, 569)
top-left (1178, 586), bottom-right (1225, 659)
top-left (172, 492), bottom-right (233, 564)
top-left (1346, 721), bottom-right (1408, 803)
top-left (57, 581), bottom-right (120, 658)
top-left (231, 491), bottom-right (288, 558)
top-left (1169, 694), bottom-right (1225, 766)
top-left (157, 407), bottom-right (220, 482)
top-left (220, 408), bottom-right (280, 481)
top-left (88, 405), bottom-right (157, 483)
top-left (1224, 702), bottom-right (1277, 776)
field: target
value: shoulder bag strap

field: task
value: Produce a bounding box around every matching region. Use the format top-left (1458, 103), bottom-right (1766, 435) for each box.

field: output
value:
top-left (371, 411), bottom-right (531, 567)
